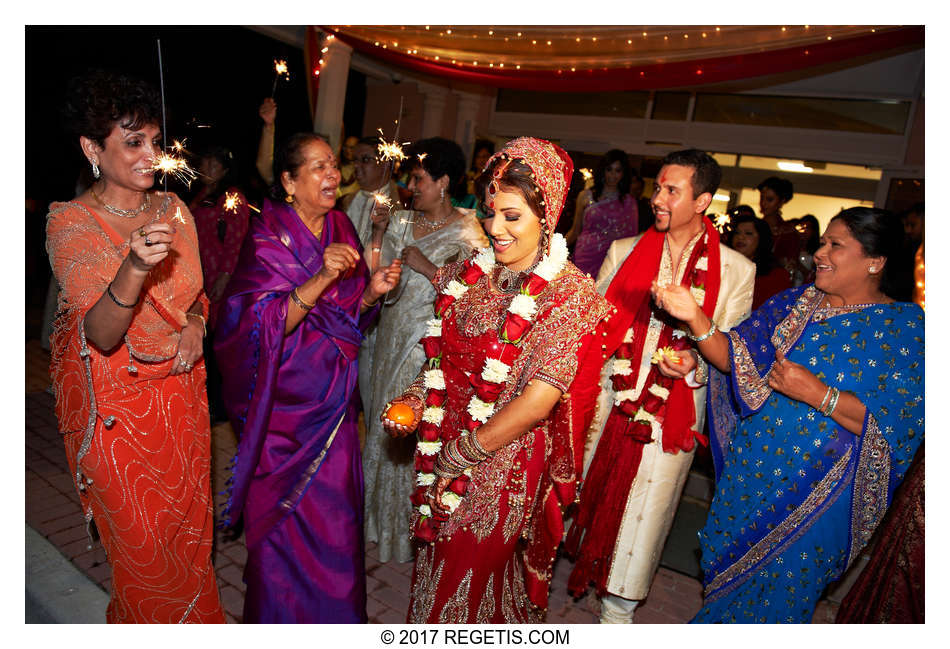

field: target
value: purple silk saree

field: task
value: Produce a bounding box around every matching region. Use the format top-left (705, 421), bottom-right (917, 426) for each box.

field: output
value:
top-left (215, 200), bottom-right (374, 623)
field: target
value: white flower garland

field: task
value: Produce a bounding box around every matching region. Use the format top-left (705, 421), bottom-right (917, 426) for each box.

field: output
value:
top-left (412, 234), bottom-right (570, 528)
top-left (481, 358), bottom-right (511, 384)
top-left (422, 406), bottom-right (445, 425)
top-left (508, 293), bottom-right (539, 320)
top-left (425, 318), bottom-right (442, 338)
top-left (416, 440), bottom-right (443, 456)
top-left (423, 369), bottom-right (445, 391)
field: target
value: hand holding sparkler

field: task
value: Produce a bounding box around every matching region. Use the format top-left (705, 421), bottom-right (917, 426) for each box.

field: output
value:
top-left (128, 223), bottom-right (176, 274)
top-left (259, 98), bottom-right (277, 126)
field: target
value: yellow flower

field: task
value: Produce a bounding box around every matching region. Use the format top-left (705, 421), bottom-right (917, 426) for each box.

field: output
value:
top-left (650, 346), bottom-right (681, 365)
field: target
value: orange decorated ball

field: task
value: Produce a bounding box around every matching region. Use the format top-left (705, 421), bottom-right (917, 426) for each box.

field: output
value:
top-left (385, 402), bottom-right (416, 426)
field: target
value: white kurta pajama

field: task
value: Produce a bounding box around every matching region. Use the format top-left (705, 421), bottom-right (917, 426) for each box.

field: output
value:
top-left (582, 233), bottom-right (754, 602)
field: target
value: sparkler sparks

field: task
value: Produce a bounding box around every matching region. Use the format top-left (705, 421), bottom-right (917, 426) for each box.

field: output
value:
top-left (580, 168), bottom-right (593, 182)
top-left (224, 192), bottom-right (241, 213)
top-left (417, 152), bottom-right (428, 163)
top-left (376, 128), bottom-right (408, 163)
top-left (271, 59), bottom-right (291, 97)
top-left (713, 212), bottom-right (732, 233)
top-left (172, 206), bottom-right (187, 224)
top-left (372, 193), bottom-right (393, 209)
top-left (152, 150), bottom-right (198, 188)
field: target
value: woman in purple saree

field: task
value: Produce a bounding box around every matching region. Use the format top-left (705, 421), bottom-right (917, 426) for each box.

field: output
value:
top-left (215, 134), bottom-right (401, 623)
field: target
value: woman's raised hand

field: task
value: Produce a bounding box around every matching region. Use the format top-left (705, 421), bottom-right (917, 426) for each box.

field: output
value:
top-left (128, 223), bottom-right (175, 274)
top-left (318, 243), bottom-right (360, 281)
top-left (381, 394), bottom-right (423, 438)
top-left (259, 98), bottom-right (276, 126)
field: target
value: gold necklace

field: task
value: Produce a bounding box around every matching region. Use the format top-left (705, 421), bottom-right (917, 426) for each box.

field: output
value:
top-left (91, 186), bottom-right (151, 219)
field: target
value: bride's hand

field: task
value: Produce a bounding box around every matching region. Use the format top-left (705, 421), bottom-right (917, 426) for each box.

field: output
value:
top-left (380, 394), bottom-right (423, 437)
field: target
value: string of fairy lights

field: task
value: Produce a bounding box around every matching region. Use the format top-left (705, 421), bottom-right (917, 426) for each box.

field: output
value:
top-left (316, 25), bottom-right (893, 76)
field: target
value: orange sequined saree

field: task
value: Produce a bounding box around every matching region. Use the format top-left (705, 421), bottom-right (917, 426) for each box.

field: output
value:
top-left (46, 194), bottom-right (224, 623)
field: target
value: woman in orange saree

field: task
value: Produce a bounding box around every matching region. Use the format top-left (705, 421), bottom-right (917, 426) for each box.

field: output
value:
top-left (45, 70), bottom-right (224, 623)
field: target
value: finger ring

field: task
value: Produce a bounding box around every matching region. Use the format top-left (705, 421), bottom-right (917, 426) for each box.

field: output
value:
top-left (145, 236), bottom-right (153, 246)
top-left (139, 228), bottom-right (146, 237)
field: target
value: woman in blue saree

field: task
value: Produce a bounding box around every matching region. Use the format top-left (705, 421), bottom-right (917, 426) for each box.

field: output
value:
top-left (215, 133), bottom-right (401, 623)
top-left (652, 207), bottom-right (923, 623)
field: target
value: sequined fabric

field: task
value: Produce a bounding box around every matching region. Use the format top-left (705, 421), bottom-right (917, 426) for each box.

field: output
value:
top-left (696, 287), bottom-right (924, 623)
top-left (407, 260), bottom-right (613, 622)
top-left (46, 195), bottom-right (223, 623)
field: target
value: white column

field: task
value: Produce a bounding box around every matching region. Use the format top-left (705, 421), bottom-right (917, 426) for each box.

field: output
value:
top-left (453, 91), bottom-right (482, 167)
top-left (313, 36), bottom-right (353, 153)
top-left (416, 81), bottom-right (450, 139)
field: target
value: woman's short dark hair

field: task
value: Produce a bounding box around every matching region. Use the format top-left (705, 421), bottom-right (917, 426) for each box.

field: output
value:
top-left (728, 212), bottom-right (776, 277)
top-left (756, 176), bottom-right (794, 203)
top-left (272, 132), bottom-right (326, 201)
top-left (61, 69), bottom-right (162, 147)
top-left (405, 137), bottom-right (467, 200)
top-left (593, 149), bottom-right (632, 203)
top-left (831, 207), bottom-right (904, 298)
top-left (474, 157), bottom-right (544, 223)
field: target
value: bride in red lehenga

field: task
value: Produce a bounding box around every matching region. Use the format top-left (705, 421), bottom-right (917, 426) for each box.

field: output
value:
top-left (383, 137), bottom-right (618, 622)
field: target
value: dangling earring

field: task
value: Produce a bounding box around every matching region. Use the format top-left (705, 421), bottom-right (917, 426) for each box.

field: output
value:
top-left (285, 193), bottom-right (295, 204)
top-left (869, 266), bottom-right (877, 273)
top-left (440, 186), bottom-right (445, 203)
top-left (91, 159), bottom-right (100, 179)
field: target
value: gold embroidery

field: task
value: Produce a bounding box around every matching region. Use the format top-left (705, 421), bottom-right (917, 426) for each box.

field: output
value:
top-left (848, 414), bottom-right (891, 565)
top-left (409, 544), bottom-right (444, 623)
top-left (475, 573), bottom-right (496, 623)
top-left (732, 287), bottom-right (824, 412)
top-left (705, 447), bottom-right (852, 600)
top-left (438, 569), bottom-right (473, 623)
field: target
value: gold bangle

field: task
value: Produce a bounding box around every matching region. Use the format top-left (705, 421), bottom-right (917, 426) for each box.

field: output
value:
top-left (361, 295), bottom-right (378, 309)
top-left (290, 287), bottom-right (316, 311)
top-left (186, 312), bottom-right (207, 337)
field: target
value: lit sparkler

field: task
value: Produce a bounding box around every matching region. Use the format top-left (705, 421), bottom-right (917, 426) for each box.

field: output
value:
top-left (713, 212), bottom-right (732, 233)
top-left (224, 192), bottom-right (241, 213)
top-left (417, 152), bottom-right (428, 163)
top-left (372, 192), bottom-right (393, 209)
top-left (172, 206), bottom-right (187, 224)
top-left (152, 150), bottom-right (198, 188)
top-left (376, 128), bottom-right (408, 163)
top-left (271, 59), bottom-right (290, 97)
top-left (580, 168), bottom-right (593, 182)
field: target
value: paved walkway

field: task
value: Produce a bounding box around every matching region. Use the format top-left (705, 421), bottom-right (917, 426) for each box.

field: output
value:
top-left (25, 338), bottom-right (836, 624)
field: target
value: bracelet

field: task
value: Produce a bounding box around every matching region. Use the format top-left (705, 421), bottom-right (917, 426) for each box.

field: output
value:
top-left (107, 282), bottom-right (139, 309)
top-left (817, 386), bottom-right (832, 413)
top-left (458, 430), bottom-right (493, 461)
top-left (821, 387), bottom-right (841, 417)
top-left (290, 287), bottom-right (316, 311)
top-left (372, 246), bottom-right (382, 253)
top-left (186, 312), bottom-right (207, 337)
top-left (362, 295), bottom-right (378, 309)
top-left (688, 320), bottom-right (717, 343)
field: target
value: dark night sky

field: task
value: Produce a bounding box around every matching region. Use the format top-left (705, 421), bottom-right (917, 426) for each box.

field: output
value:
top-left (25, 26), bottom-right (319, 318)
top-left (26, 26), bottom-right (314, 204)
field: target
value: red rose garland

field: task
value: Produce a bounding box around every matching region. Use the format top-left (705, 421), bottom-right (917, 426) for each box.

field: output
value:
top-left (411, 234), bottom-right (569, 541)
top-left (608, 240), bottom-right (710, 435)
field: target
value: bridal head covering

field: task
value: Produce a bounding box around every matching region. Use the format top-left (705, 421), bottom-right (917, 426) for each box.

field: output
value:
top-left (483, 137), bottom-right (574, 242)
